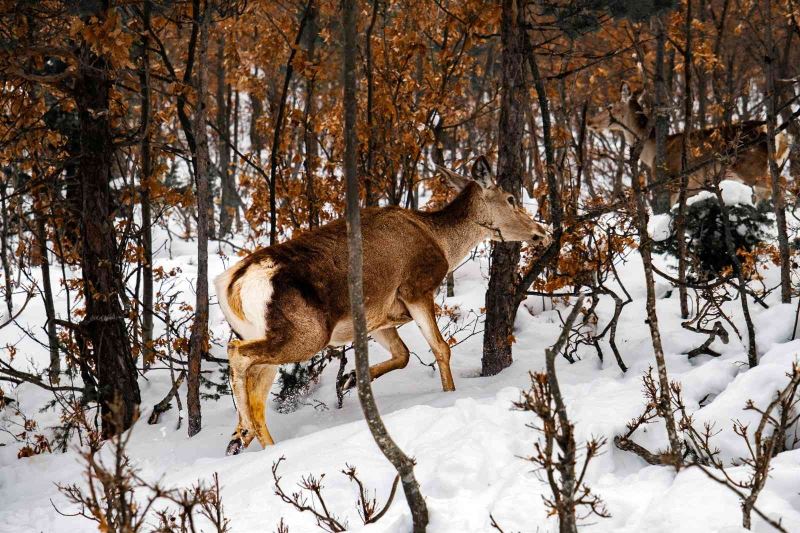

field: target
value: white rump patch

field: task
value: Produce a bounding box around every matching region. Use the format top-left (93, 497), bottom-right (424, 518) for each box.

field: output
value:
top-left (214, 262), bottom-right (275, 339)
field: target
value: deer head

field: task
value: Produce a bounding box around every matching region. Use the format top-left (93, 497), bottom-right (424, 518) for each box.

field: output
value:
top-left (587, 82), bottom-right (649, 143)
top-left (436, 156), bottom-right (550, 244)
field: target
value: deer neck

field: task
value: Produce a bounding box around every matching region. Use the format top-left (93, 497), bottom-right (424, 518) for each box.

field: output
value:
top-left (620, 101), bottom-right (656, 170)
top-left (424, 183), bottom-right (490, 270)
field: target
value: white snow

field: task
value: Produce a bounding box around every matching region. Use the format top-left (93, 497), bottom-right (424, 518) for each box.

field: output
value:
top-left (685, 179), bottom-right (756, 207)
top-left (648, 213), bottom-right (672, 241)
top-left (1, 219), bottom-right (799, 533)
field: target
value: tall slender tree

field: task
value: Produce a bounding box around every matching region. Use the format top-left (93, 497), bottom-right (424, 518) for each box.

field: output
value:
top-left (342, 0), bottom-right (428, 530)
top-left (187, 0), bottom-right (212, 437)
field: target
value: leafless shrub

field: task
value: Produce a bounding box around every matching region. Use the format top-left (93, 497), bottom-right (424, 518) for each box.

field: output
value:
top-left (618, 363), bottom-right (800, 531)
top-left (615, 369), bottom-right (687, 466)
top-left (692, 363), bottom-right (800, 532)
top-left (55, 404), bottom-right (230, 533)
top-left (271, 456), bottom-right (400, 532)
top-left (680, 285), bottom-right (733, 358)
top-left (275, 517), bottom-right (290, 533)
top-left (514, 296), bottom-right (608, 533)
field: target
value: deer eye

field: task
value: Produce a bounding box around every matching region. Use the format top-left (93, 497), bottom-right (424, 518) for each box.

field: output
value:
top-left (506, 195), bottom-right (516, 206)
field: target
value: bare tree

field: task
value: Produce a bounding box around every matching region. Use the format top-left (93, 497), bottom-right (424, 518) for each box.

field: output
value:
top-left (139, 0), bottom-right (156, 368)
top-left (342, 0), bottom-right (428, 530)
top-left (763, 0), bottom-right (791, 303)
top-left (626, 18), bottom-right (682, 468)
top-left (187, 0), bottom-right (212, 437)
top-left (216, 33), bottom-right (241, 237)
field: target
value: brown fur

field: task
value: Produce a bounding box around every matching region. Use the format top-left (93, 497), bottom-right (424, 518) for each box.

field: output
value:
top-left (218, 166), bottom-right (550, 454)
top-left (588, 85), bottom-right (785, 203)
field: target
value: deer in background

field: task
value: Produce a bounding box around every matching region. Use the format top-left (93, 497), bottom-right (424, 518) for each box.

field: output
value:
top-left (215, 156), bottom-right (550, 455)
top-left (588, 82), bottom-right (790, 205)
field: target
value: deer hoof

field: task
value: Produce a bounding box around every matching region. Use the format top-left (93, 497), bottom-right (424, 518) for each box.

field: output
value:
top-left (225, 437), bottom-right (244, 456)
top-left (339, 370), bottom-right (357, 391)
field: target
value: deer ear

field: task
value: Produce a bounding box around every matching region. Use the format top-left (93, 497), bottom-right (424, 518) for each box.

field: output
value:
top-left (435, 164), bottom-right (471, 192)
top-left (470, 155), bottom-right (494, 188)
top-left (620, 82), bottom-right (631, 101)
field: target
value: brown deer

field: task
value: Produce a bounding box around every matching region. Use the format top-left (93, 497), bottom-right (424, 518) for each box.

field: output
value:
top-left (587, 82), bottom-right (790, 204)
top-left (215, 156), bottom-right (550, 455)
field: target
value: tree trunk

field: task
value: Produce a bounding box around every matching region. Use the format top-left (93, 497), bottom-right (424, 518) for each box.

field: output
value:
top-left (676, 0), bottom-right (693, 319)
top-left (36, 199), bottom-right (60, 384)
top-left (217, 34), bottom-right (240, 237)
top-left (482, 0), bottom-right (526, 377)
top-left (140, 1), bottom-right (155, 368)
top-left (302, 1), bottom-right (320, 229)
top-left (187, 0), bottom-right (211, 437)
top-left (652, 17), bottom-right (672, 215)
top-left (364, 0), bottom-right (379, 207)
top-left (632, 16), bottom-right (682, 467)
top-left (342, 1), bottom-right (428, 530)
top-left (764, 0), bottom-right (791, 303)
top-left (268, 0), bottom-right (313, 244)
top-left (75, 25), bottom-right (140, 437)
top-left (0, 181), bottom-right (12, 317)
top-left (697, 0), bottom-right (708, 130)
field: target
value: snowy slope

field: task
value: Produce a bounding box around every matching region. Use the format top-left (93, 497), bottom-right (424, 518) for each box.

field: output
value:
top-left (1, 222), bottom-right (799, 533)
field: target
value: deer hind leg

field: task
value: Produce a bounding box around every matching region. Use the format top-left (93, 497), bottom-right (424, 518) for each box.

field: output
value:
top-left (246, 364), bottom-right (278, 448)
top-left (225, 320), bottom-right (327, 455)
top-left (342, 327), bottom-right (410, 389)
top-left (227, 340), bottom-right (256, 455)
top-left (405, 296), bottom-right (455, 392)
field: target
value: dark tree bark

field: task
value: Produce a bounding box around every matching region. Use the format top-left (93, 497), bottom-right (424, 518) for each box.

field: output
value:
top-left (342, 1), bottom-right (428, 530)
top-left (35, 196), bottom-right (60, 383)
top-left (764, 0), bottom-right (791, 303)
top-left (0, 183), bottom-right (12, 316)
top-left (302, 1), bottom-right (320, 229)
top-left (676, 0), bottom-right (693, 319)
top-left (187, 0), bottom-right (211, 437)
top-left (268, 0), bottom-right (313, 244)
top-left (140, 0), bottom-right (155, 368)
top-left (508, 15), bottom-right (565, 330)
top-left (363, 0), bottom-right (379, 207)
top-left (546, 296), bottom-right (585, 533)
top-left (651, 17), bottom-right (672, 215)
top-left (713, 185), bottom-right (758, 368)
top-left (482, 0), bottom-right (526, 377)
top-left (696, 0), bottom-right (708, 130)
top-left (250, 90), bottom-right (264, 157)
top-left (75, 12), bottom-right (140, 437)
top-left (217, 34), bottom-right (240, 237)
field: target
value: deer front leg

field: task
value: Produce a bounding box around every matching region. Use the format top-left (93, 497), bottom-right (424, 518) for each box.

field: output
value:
top-left (405, 297), bottom-right (455, 392)
top-left (341, 327), bottom-right (410, 390)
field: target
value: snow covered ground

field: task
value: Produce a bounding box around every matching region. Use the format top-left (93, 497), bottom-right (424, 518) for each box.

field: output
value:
top-left (1, 214), bottom-right (800, 533)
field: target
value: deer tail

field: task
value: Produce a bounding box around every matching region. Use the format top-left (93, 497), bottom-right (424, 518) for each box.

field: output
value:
top-left (215, 260), bottom-right (275, 339)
